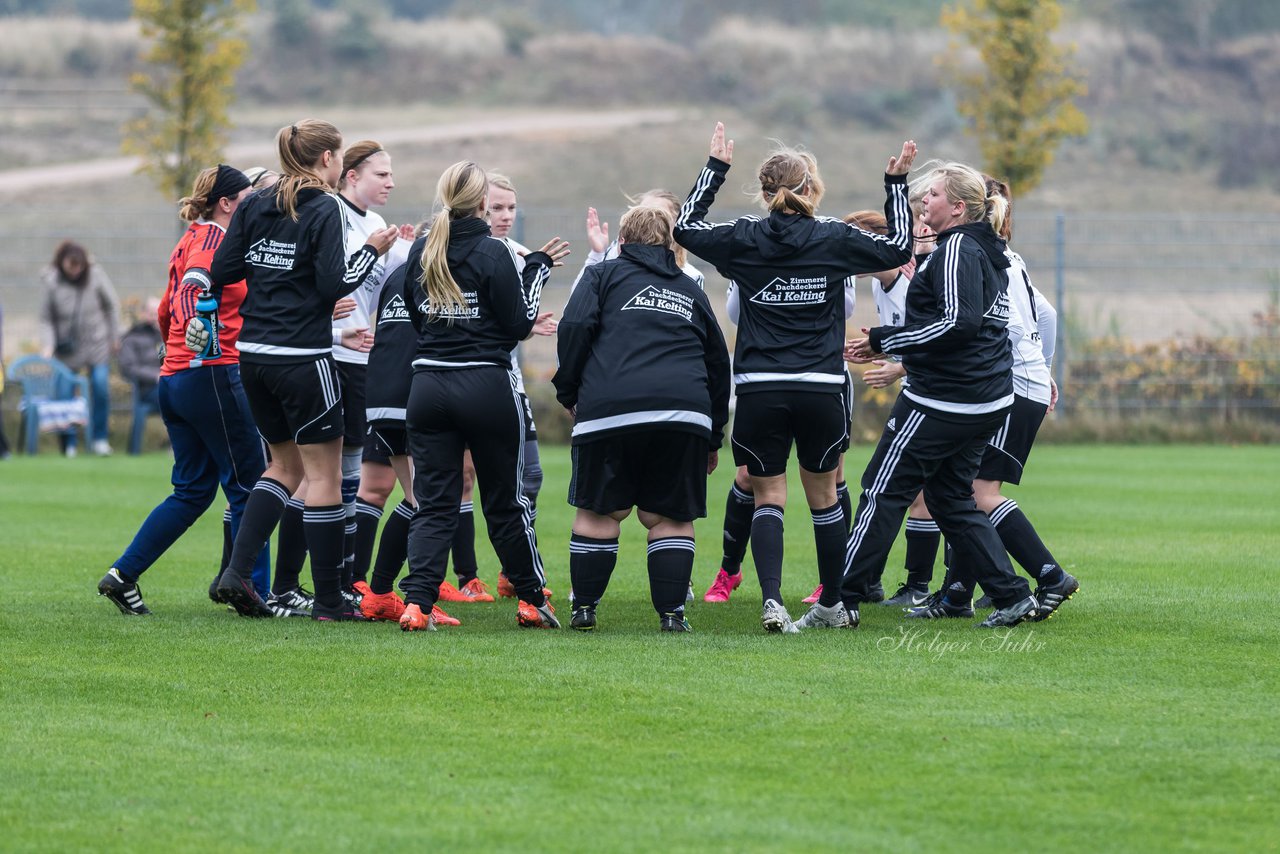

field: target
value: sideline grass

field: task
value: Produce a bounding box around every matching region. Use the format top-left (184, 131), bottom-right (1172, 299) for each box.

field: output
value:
top-left (1, 445), bottom-right (1277, 852)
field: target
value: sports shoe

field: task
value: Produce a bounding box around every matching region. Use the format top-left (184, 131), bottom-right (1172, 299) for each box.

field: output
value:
top-left (431, 604), bottom-right (461, 627)
top-left (517, 599), bottom-right (560, 628)
top-left (98, 569), bottom-right (151, 615)
top-left (270, 587), bottom-right (314, 614)
top-left (399, 603), bottom-right (435, 632)
top-left (978, 595), bottom-right (1039, 628)
top-left (1030, 572), bottom-right (1079, 622)
top-left (498, 573), bottom-right (553, 600)
top-left (360, 589), bottom-right (406, 621)
top-left (208, 572), bottom-right (225, 604)
top-left (439, 578), bottom-right (496, 603)
top-left (905, 591), bottom-right (974, 619)
top-left (802, 584), bottom-right (823, 605)
top-left (867, 582), bottom-right (885, 603)
top-left (761, 599), bottom-right (799, 634)
top-left (794, 600), bottom-right (851, 630)
top-left (216, 573), bottom-right (274, 618)
top-left (91, 439), bottom-right (112, 457)
top-left (341, 587), bottom-right (363, 610)
top-left (882, 583), bottom-right (931, 607)
top-left (660, 612), bottom-right (692, 633)
top-left (703, 569), bottom-right (742, 603)
top-left (265, 592), bottom-right (309, 618)
top-left (352, 580), bottom-right (373, 599)
top-left (974, 593), bottom-right (994, 609)
top-left (570, 605), bottom-right (597, 631)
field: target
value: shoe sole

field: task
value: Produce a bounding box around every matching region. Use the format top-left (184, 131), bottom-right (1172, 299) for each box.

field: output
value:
top-left (98, 589), bottom-right (150, 616)
top-left (571, 622), bottom-right (595, 632)
top-left (217, 582), bottom-right (273, 618)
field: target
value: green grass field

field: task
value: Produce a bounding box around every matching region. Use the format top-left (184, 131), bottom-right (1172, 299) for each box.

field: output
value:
top-left (1, 444), bottom-right (1277, 852)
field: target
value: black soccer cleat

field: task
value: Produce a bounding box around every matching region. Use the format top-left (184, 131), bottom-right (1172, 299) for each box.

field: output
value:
top-left (974, 593), bottom-right (994, 609)
top-left (98, 569), bottom-right (152, 615)
top-left (882, 583), bottom-right (931, 607)
top-left (978, 595), bottom-right (1039, 628)
top-left (570, 606), bottom-right (597, 632)
top-left (215, 573), bottom-right (274, 618)
top-left (1030, 572), bottom-right (1079, 622)
top-left (905, 590), bottom-right (974, 619)
top-left (660, 612), bottom-right (692, 633)
top-left (866, 582), bottom-right (886, 603)
top-left (208, 571), bottom-right (225, 604)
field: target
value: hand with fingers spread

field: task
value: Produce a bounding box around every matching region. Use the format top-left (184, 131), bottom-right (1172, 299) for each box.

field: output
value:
top-left (887, 140), bottom-right (917, 176)
top-left (339, 327), bottom-right (373, 353)
top-left (531, 311), bottom-right (558, 337)
top-left (585, 207), bottom-right (610, 254)
top-left (536, 237), bottom-right (571, 267)
top-left (862, 359), bottom-right (906, 389)
top-left (332, 296), bottom-right (356, 320)
top-left (710, 121), bottom-right (734, 165)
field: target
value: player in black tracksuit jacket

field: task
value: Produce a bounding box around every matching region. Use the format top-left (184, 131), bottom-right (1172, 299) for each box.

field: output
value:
top-left (837, 161), bottom-right (1039, 630)
top-left (205, 119), bottom-right (392, 621)
top-left (673, 122), bottom-right (915, 634)
top-left (552, 207), bottom-right (731, 631)
top-left (396, 160), bottom-right (570, 631)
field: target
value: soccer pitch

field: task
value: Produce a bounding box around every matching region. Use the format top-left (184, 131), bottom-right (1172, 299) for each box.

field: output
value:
top-left (1, 444), bottom-right (1276, 852)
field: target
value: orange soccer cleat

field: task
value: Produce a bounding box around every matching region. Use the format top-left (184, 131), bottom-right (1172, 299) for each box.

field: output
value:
top-left (399, 602), bottom-right (434, 632)
top-left (438, 579), bottom-right (495, 603)
top-left (431, 604), bottom-right (461, 627)
top-left (361, 589), bottom-right (407, 622)
top-left (517, 599), bottom-right (560, 629)
top-left (498, 573), bottom-right (552, 600)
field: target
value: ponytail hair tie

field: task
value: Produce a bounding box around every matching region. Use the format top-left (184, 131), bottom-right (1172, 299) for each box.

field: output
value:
top-left (290, 125), bottom-right (298, 138)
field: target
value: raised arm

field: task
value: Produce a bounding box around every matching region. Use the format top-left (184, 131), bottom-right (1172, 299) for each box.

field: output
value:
top-left (673, 122), bottom-right (738, 272)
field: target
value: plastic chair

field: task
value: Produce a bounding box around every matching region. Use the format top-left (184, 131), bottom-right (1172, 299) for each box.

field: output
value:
top-left (128, 380), bottom-right (161, 455)
top-left (5, 355), bottom-right (89, 455)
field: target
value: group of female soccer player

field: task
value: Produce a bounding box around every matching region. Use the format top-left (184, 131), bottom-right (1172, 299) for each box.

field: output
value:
top-left (97, 117), bottom-right (1077, 633)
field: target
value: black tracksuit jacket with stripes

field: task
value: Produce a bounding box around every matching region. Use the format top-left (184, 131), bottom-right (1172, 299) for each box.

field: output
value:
top-left (674, 156), bottom-right (912, 394)
top-left (867, 221), bottom-right (1014, 413)
top-left (552, 242), bottom-right (731, 447)
top-left (401, 217), bottom-right (553, 369)
top-left (210, 185), bottom-right (377, 364)
top-left (364, 262), bottom-right (414, 426)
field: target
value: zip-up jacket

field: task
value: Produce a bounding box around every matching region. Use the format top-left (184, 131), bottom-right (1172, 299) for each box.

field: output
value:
top-left (1004, 250), bottom-right (1056, 406)
top-left (868, 221), bottom-right (1014, 414)
top-left (210, 185), bottom-right (375, 364)
top-left (553, 243), bottom-right (731, 447)
top-left (674, 156), bottom-right (911, 393)
top-left (403, 217), bottom-right (552, 369)
top-left (364, 263), bottom-right (415, 426)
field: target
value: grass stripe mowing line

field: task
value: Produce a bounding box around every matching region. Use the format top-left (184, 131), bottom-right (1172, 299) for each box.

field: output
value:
top-left (0, 445), bottom-right (1276, 851)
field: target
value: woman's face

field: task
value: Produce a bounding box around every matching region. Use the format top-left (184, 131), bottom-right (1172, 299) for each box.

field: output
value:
top-left (918, 178), bottom-right (960, 231)
top-left (487, 185), bottom-right (517, 238)
top-left (60, 255), bottom-right (87, 280)
top-left (347, 151), bottom-right (394, 210)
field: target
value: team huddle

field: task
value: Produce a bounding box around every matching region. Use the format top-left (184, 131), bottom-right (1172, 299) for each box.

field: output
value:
top-left (96, 118), bottom-right (1079, 634)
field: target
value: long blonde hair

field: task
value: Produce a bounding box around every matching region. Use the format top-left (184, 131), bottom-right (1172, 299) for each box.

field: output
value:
top-left (178, 166), bottom-right (220, 223)
top-left (757, 145), bottom-right (825, 217)
top-left (420, 160), bottom-right (488, 318)
top-left (275, 119), bottom-right (342, 221)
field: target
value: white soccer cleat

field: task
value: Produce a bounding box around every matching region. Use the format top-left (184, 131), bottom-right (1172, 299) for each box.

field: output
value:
top-left (761, 598), bottom-right (799, 634)
top-left (794, 601), bottom-right (851, 630)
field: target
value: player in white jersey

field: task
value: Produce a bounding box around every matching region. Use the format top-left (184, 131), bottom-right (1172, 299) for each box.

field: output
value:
top-left (908, 175), bottom-right (1078, 622)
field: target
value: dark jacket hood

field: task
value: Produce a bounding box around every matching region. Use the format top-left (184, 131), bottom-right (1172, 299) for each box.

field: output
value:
top-left (939, 221), bottom-right (1010, 269)
top-left (618, 242), bottom-right (683, 277)
top-left (262, 184), bottom-right (329, 218)
top-left (753, 211), bottom-right (820, 260)
top-left (445, 216), bottom-right (491, 265)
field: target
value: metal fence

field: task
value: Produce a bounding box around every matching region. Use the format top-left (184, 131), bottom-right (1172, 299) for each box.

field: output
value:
top-left (3, 207), bottom-right (1278, 433)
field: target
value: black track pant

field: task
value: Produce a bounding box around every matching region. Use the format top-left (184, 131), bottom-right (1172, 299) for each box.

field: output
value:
top-left (838, 393), bottom-right (1031, 610)
top-left (401, 366), bottom-right (546, 609)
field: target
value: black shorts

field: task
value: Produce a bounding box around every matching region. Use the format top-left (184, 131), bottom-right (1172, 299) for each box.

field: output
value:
top-left (336, 361), bottom-right (367, 445)
top-left (518, 391), bottom-right (538, 442)
top-left (240, 358), bottom-right (343, 446)
top-left (976, 394), bottom-right (1047, 485)
top-left (568, 430), bottom-right (710, 522)
top-left (731, 388), bottom-right (848, 477)
top-left (365, 424), bottom-right (407, 461)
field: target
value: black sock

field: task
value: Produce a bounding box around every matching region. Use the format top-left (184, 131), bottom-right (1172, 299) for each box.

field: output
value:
top-left (990, 499), bottom-right (1065, 586)
top-left (904, 518), bottom-right (941, 589)
top-left (812, 503), bottom-right (847, 608)
top-left (227, 479), bottom-right (290, 584)
top-left (220, 507), bottom-right (233, 574)
top-left (273, 498), bottom-right (307, 594)
top-left (750, 504), bottom-right (785, 604)
top-left (341, 518), bottom-right (357, 590)
top-left (836, 481), bottom-right (853, 536)
top-left (370, 500), bottom-right (413, 595)
top-left (648, 536), bottom-right (695, 615)
top-left (568, 533), bottom-right (619, 609)
top-left (940, 562), bottom-right (976, 606)
top-left (720, 483), bottom-right (754, 575)
top-left (304, 504), bottom-right (346, 611)
top-left (351, 498), bottom-right (382, 585)
top-left (452, 501), bottom-right (478, 584)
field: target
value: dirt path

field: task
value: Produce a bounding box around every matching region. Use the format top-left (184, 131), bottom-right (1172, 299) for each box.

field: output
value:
top-left (0, 108), bottom-right (683, 194)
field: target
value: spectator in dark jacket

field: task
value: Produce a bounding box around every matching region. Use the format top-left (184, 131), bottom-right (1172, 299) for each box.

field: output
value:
top-left (117, 297), bottom-right (163, 454)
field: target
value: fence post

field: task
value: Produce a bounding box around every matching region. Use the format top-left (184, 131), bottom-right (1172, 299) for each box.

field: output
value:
top-left (1054, 212), bottom-right (1066, 413)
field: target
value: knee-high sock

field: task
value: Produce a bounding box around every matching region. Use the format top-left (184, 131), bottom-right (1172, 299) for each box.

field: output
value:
top-left (568, 533), bottom-right (618, 609)
top-left (812, 503), bottom-right (847, 608)
top-left (904, 518), bottom-right (941, 588)
top-left (370, 500), bottom-right (413, 595)
top-left (351, 498), bottom-right (383, 585)
top-left (220, 507), bottom-right (233, 575)
top-left (750, 504), bottom-right (785, 605)
top-left (989, 499), bottom-right (1065, 586)
top-left (226, 479), bottom-right (289, 583)
top-left (340, 449), bottom-right (362, 589)
top-left (720, 483), bottom-right (754, 575)
top-left (451, 501), bottom-right (478, 584)
top-left (835, 480), bottom-right (853, 536)
top-left (304, 504), bottom-right (346, 611)
top-left (648, 536), bottom-right (695, 615)
top-left (273, 498), bottom-right (307, 595)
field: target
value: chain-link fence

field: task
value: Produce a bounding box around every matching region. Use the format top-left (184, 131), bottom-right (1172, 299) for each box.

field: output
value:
top-left (3, 207), bottom-right (1278, 441)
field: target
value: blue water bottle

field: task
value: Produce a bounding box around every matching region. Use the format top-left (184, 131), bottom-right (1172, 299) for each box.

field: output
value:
top-left (188, 288), bottom-right (222, 368)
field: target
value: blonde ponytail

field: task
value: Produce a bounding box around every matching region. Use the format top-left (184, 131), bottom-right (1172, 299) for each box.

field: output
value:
top-left (419, 161), bottom-right (488, 319)
top-left (178, 166), bottom-right (219, 222)
top-left (274, 119), bottom-right (342, 221)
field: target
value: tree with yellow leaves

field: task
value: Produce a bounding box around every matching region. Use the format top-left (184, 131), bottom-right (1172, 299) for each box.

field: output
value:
top-left (942, 0), bottom-right (1088, 196)
top-left (123, 0), bottom-right (255, 201)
